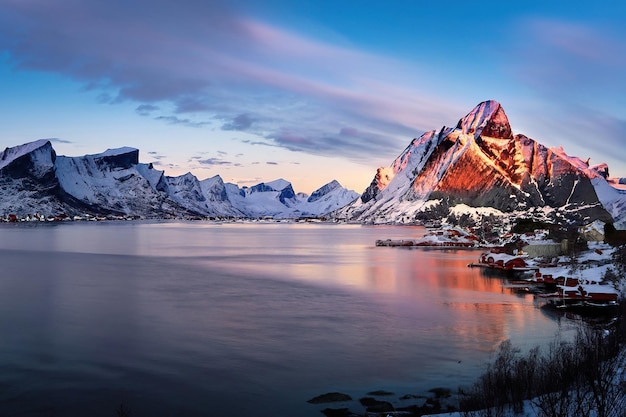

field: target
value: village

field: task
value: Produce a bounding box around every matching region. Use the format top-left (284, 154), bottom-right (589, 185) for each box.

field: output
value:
top-left (376, 219), bottom-right (626, 314)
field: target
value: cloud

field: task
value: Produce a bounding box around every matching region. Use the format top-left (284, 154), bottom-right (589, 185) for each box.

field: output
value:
top-left (507, 18), bottom-right (626, 103)
top-left (237, 177), bottom-right (264, 186)
top-left (174, 96), bottom-right (212, 113)
top-left (491, 16), bottom-right (626, 174)
top-left (240, 138), bottom-right (276, 147)
top-left (0, 0), bottom-right (449, 164)
top-left (268, 125), bottom-right (402, 162)
top-left (197, 157), bottom-right (240, 167)
top-left (147, 151), bottom-right (167, 160)
top-left (136, 104), bottom-right (159, 116)
top-left (154, 115), bottom-right (210, 128)
top-left (43, 137), bottom-right (72, 144)
top-left (222, 113), bottom-right (256, 131)
top-left (547, 105), bottom-right (626, 166)
top-left (266, 161), bottom-right (278, 165)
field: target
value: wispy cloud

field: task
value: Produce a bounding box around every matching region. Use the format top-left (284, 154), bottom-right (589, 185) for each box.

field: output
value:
top-left (197, 157), bottom-right (240, 167)
top-left (501, 17), bottom-right (626, 170)
top-left (147, 151), bottom-right (167, 160)
top-left (136, 104), bottom-right (159, 116)
top-left (222, 113), bottom-right (256, 131)
top-left (1, 1), bottom-right (622, 176)
top-left (43, 137), bottom-right (72, 144)
top-left (507, 18), bottom-right (626, 104)
top-left (154, 115), bottom-right (211, 128)
top-left (0, 0), bottom-right (449, 163)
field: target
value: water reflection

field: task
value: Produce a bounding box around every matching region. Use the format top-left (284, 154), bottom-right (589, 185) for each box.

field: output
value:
top-left (0, 222), bottom-right (577, 417)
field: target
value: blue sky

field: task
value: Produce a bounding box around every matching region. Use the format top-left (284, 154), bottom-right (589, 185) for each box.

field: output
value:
top-left (0, 0), bottom-right (624, 194)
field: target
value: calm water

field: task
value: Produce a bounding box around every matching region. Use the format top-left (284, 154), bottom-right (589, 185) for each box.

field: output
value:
top-left (0, 221), bottom-right (576, 416)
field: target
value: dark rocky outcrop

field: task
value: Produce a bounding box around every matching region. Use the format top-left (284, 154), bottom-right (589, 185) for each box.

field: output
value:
top-left (306, 392), bottom-right (353, 404)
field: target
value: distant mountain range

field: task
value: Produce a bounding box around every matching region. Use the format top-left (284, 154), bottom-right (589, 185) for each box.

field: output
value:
top-left (2, 100), bottom-right (625, 227)
top-left (0, 140), bottom-right (358, 219)
top-left (334, 100), bottom-right (626, 228)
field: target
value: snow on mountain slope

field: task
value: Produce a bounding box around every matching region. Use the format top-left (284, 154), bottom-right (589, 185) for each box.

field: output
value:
top-left (299, 180), bottom-right (359, 216)
top-left (0, 140), bottom-right (68, 216)
top-left (136, 163), bottom-right (167, 191)
top-left (223, 178), bottom-right (357, 218)
top-left (265, 178), bottom-right (291, 191)
top-left (457, 99), bottom-right (513, 139)
top-left (223, 185), bottom-right (285, 218)
top-left (335, 100), bottom-right (621, 226)
top-left (164, 172), bottom-right (211, 215)
top-left (0, 139), bottom-right (56, 178)
top-left (6, 99), bottom-right (622, 226)
top-left (198, 175), bottom-right (245, 217)
top-left (55, 147), bottom-right (188, 216)
top-left (0, 140), bottom-right (358, 219)
top-left (590, 177), bottom-right (626, 229)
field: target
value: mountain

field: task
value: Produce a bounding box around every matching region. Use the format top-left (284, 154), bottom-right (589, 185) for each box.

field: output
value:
top-left (224, 178), bottom-right (358, 218)
top-left (335, 100), bottom-right (626, 228)
top-left (304, 180), bottom-right (360, 216)
top-left (3, 100), bottom-right (623, 226)
top-left (0, 140), bottom-right (357, 219)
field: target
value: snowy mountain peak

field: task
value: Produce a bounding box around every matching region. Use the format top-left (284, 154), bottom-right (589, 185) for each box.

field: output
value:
top-left (307, 179), bottom-right (341, 203)
top-left (0, 139), bottom-right (54, 171)
top-left (265, 178), bottom-right (291, 191)
top-left (0, 140), bottom-right (358, 219)
top-left (99, 147), bottom-right (139, 157)
top-left (336, 100), bottom-right (623, 227)
top-left (85, 147), bottom-right (139, 170)
top-left (456, 100), bottom-right (513, 140)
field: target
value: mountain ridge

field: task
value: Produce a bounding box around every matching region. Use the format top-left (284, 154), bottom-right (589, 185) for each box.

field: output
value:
top-left (0, 140), bottom-right (358, 219)
top-left (1, 100), bottom-right (624, 227)
top-left (334, 100), bottom-right (626, 228)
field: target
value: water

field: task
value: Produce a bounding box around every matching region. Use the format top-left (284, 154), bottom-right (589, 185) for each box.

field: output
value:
top-left (0, 221), bottom-right (576, 416)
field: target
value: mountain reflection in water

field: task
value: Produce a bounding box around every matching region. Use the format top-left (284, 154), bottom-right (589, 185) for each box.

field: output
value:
top-left (0, 222), bottom-right (577, 417)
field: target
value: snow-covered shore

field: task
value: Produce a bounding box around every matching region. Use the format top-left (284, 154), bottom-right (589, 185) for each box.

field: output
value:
top-left (422, 242), bottom-right (626, 417)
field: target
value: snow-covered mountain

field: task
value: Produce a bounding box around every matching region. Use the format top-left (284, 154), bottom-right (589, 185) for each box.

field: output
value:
top-left (224, 178), bottom-right (358, 218)
top-left (3, 100), bottom-right (624, 226)
top-left (335, 100), bottom-right (626, 228)
top-left (0, 140), bottom-right (358, 219)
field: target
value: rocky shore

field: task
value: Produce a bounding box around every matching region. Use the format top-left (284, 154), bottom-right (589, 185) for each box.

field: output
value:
top-left (306, 387), bottom-right (458, 417)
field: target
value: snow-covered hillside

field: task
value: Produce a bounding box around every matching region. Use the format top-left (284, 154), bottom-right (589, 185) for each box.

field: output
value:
top-left (2, 100), bottom-right (624, 226)
top-left (335, 100), bottom-right (626, 227)
top-left (0, 140), bottom-right (358, 219)
top-left (224, 178), bottom-right (358, 218)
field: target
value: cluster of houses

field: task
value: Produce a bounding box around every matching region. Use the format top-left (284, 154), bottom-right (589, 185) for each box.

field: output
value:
top-left (0, 213), bottom-right (140, 222)
top-left (377, 221), bottom-right (623, 312)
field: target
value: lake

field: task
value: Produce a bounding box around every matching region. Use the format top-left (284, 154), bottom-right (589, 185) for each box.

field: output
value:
top-left (0, 221), bottom-right (577, 416)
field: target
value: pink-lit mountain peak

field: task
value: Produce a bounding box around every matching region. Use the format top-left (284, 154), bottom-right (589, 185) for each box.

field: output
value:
top-left (336, 99), bottom-right (625, 227)
top-left (456, 100), bottom-right (513, 140)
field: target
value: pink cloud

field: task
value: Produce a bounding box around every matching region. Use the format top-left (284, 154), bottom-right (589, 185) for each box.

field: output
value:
top-left (0, 0), bottom-right (471, 162)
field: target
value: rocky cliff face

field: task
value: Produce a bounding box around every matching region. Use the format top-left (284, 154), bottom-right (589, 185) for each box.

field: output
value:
top-left (0, 140), bottom-right (70, 216)
top-left (3, 100), bottom-right (622, 225)
top-left (0, 140), bottom-right (357, 219)
top-left (336, 100), bottom-right (619, 226)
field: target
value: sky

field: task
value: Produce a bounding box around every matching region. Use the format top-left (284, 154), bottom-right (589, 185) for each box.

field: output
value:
top-left (0, 0), bottom-right (624, 194)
